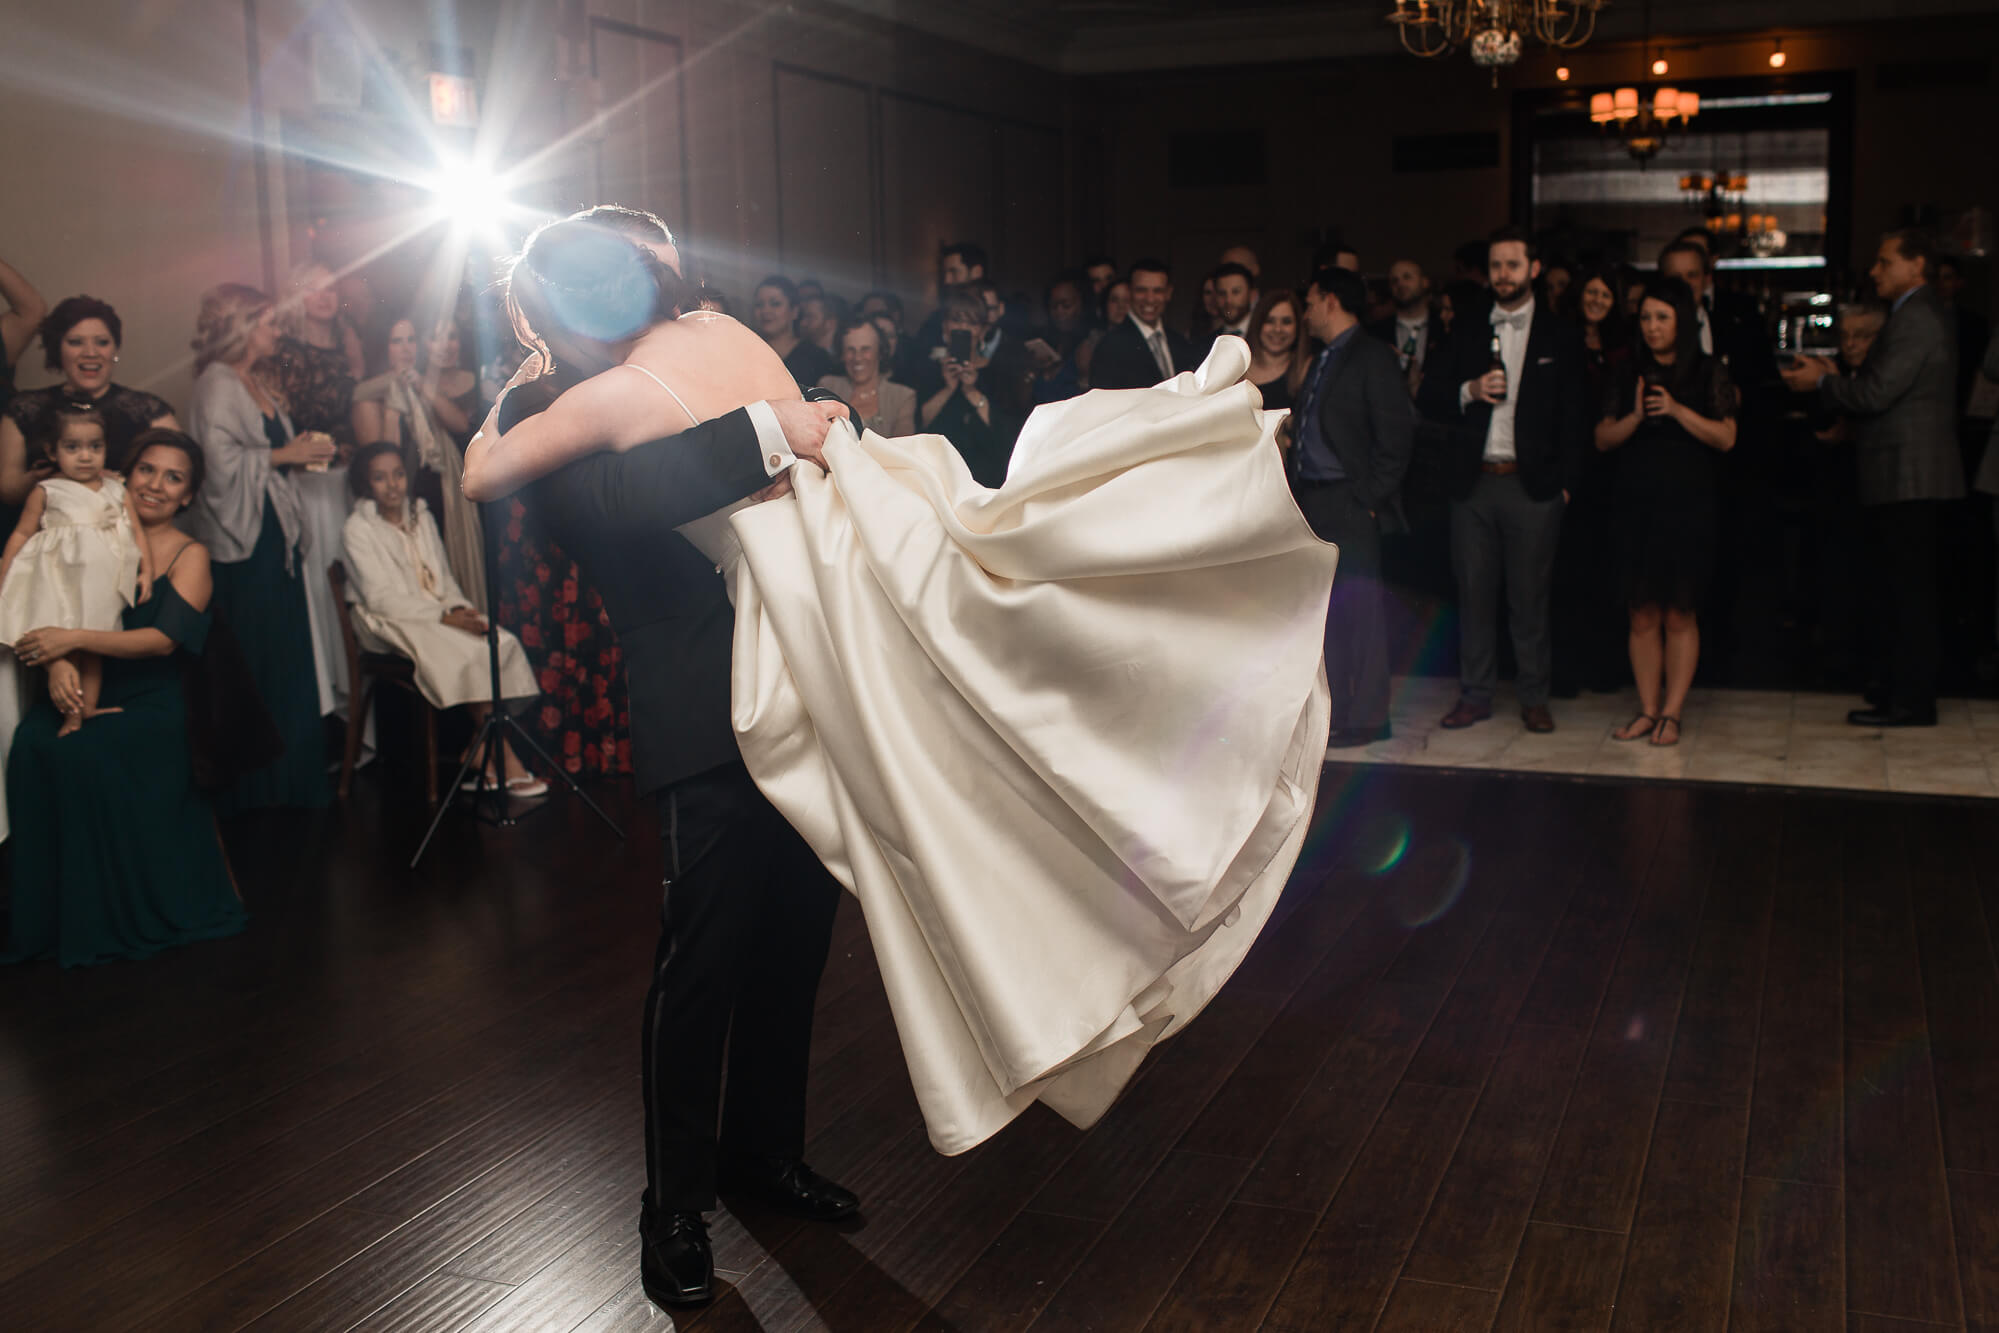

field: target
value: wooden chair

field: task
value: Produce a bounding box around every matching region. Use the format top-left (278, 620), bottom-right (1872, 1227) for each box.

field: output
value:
top-left (329, 560), bottom-right (438, 802)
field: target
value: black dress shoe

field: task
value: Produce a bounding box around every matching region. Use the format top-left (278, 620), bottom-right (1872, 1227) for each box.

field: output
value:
top-left (1847, 705), bottom-right (1938, 728)
top-left (717, 1154), bottom-right (860, 1222)
top-left (640, 1211), bottom-right (713, 1308)
top-left (1327, 726), bottom-right (1381, 749)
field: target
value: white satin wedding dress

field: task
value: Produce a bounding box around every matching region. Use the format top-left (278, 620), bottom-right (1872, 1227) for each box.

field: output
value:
top-left (687, 338), bottom-right (1338, 1154)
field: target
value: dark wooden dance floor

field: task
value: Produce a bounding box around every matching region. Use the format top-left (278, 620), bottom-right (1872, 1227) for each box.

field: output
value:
top-left (5, 761), bottom-right (1999, 1331)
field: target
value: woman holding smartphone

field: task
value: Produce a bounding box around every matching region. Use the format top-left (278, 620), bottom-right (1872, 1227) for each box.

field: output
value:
top-left (918, 287), bottom-right (1017, 487)
top-left (1594, 275), bottom-right (1737, 747)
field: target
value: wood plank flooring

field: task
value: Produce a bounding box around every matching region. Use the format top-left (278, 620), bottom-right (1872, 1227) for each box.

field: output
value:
top-left (4, 761), bottom-right (1997, 1331)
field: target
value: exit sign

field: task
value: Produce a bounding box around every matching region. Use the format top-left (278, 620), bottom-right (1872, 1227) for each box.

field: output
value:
top-left (429, 72), bottom-right (479, 128)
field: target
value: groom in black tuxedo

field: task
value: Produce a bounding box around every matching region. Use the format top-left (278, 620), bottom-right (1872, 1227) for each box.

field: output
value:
top-left (486, 216), bottom-right (861, 1311)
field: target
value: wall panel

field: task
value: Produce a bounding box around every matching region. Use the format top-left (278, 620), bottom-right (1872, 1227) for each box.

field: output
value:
top-left (997, 123), bottom-right (1068, 303)
top-left (773, 66), bottom-right (876, 293)
top-left (878, 94), bottom-right (1000, 312)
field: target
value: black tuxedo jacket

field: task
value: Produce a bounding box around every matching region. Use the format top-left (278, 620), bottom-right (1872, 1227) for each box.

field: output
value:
top-left (1418, 306), bottom-right (1591, 503)
top-left (1091, 317), bottom-right (1198, 390)
top-left (1293, 333), bottom-right (1415, 518)
top-left (1707, 291), bottom-right (1779, 412)
top-left (495, 389), bottom-right (795, 795)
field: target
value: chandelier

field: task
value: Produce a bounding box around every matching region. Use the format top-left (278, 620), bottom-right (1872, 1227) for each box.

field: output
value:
top-left (1682, 170), bottom-right (1749, 213)
top-left (1591, 84), bottom-right (1700, 163)
top-left (1389, 0), bottom-right (1607, 79)
top-left (1681, 174), bottom-right (1788, 257)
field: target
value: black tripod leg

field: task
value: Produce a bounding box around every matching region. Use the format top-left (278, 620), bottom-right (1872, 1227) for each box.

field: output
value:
top-left (496, 711), bottom-right (625, 839)
top-left (410, 729), bottom-right (492, 869)
top-left (475, 714), bottom-right (513, 827)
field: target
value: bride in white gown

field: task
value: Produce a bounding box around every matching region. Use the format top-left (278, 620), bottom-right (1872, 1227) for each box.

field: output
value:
top-left (466, 235), bottom-right (1337, 1155)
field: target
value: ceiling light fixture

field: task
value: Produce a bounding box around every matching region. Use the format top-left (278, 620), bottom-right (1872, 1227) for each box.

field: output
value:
top-left (1388, 0), bottom-right (1605, 84)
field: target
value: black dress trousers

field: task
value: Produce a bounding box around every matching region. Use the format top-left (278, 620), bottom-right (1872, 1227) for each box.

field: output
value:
top-left (642, 761), bottom-right (842, 1216)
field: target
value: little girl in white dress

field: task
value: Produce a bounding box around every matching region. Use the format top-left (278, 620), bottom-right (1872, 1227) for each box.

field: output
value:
top-left (0, 407), bottom-right (155, 734)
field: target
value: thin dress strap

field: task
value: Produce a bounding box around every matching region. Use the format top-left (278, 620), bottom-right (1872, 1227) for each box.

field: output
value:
top-left (618, 363), bottom-right (702, 426)
top-left (161, 540), bottom-right (198, 576)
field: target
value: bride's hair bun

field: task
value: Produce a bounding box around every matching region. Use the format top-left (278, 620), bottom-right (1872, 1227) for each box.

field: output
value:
top-left (505, 215), bottom-right (687, 355)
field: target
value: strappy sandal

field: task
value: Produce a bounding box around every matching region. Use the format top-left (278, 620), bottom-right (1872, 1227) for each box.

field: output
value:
top-left (1650, 715), bottom-right (1682, 747)
top-left (1613, 713), bottom-right (1658, 742)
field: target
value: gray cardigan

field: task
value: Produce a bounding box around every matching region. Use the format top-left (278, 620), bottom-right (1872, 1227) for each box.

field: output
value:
top-left (183, 361), bottom-right (306, 567)
top-left (1822, 283), bottom-right (1964, 506)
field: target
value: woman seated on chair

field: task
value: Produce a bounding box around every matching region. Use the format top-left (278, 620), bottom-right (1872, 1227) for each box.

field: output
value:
top-left (340, 443), bottom-right (544, 794)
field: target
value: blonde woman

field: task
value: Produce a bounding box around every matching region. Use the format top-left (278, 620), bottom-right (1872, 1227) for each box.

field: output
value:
top-left (183, 283), bottom-right (333, 811)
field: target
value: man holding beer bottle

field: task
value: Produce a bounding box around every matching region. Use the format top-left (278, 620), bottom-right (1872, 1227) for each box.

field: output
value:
top-left (1419, 225), bottom-right (1592, 734)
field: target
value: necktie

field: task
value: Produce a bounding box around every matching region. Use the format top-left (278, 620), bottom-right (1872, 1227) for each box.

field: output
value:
top-left (1148, 330), bottom-right (1172, 380)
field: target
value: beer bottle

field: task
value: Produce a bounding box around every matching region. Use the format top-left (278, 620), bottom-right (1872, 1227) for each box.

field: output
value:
top-left (1488, 331), bottom-right (1508, 404)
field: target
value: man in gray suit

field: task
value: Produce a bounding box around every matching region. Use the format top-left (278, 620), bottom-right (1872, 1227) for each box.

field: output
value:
top-left (1286, 265), bottom-right (1415, 747)
top-left (1783, 228), bottom-right (1963, 726)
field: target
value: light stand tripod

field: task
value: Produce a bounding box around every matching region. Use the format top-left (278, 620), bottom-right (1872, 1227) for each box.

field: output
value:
top-left (410, 496), bottom-right (623, 868)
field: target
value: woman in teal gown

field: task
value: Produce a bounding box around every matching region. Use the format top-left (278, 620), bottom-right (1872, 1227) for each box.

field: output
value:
top-left (5, 432), bottom-right (246, 966)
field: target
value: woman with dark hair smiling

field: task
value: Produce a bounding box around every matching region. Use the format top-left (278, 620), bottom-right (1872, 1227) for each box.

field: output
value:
top-left (0, 296), bottom-right (178, 508)
top-left (1245, 290), bottom-right (1309, 412)
top-left (752, 276), bottom-right (837, 390)
top-left (4, 430), bottom-right (248, 966)
top-left (1595, 275), bottom-right (1738, 746)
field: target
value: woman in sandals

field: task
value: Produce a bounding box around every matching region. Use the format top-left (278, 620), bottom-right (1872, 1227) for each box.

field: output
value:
top-left (1595, 275), bottom-right (1737, 747)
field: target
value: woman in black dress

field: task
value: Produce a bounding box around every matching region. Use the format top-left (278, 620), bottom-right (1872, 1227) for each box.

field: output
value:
top-left (751, 276), bottom-right (837, 391)
top-left (1245, 290), bottom-right (1308, 413)
top-left (1596, 276), bottom-right (1738, 746)
top-left (0, 296), bottom-right (177, 509)
top-left (1560, 264), bottom-right (1635, 693)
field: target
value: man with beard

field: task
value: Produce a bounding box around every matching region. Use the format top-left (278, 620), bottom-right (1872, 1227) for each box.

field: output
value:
top-left (1202, 262), bottom-right (1259, 349)
top-left (1368, 258), bottom-right (1435, 395)
top-left (1421, 225), bottom-right (1590, 734)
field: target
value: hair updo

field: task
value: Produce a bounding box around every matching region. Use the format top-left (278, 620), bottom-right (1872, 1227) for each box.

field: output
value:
top-left (505, 216), bottom-right (687, 362)
top-left (190, 283), bottom-right (274, 376)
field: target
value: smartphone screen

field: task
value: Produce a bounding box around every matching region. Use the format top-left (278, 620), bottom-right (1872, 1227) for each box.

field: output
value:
top-left (947, 330), bottom-right (974, 363)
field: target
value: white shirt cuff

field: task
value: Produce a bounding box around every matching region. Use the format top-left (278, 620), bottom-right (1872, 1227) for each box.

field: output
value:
top-left (745, 400), bottom-right (796, 477)
top-left (1459, 382), bottom-right (1476, 411)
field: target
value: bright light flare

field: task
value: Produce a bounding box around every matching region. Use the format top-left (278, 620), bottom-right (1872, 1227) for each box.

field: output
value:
top-left (425, 159), bottom-right (513, 238)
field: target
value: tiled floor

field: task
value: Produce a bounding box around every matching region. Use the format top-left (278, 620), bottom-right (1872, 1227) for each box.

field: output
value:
top-left (1339, 675), bottom-right (1999, 798)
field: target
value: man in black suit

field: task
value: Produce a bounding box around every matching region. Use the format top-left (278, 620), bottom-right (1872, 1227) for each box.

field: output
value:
top-left (484, 218), bottom-right (863, 1312)
top-left (1200, 261), bottom-right (1258, 349)
top-left (1658, 240), bottom-right (1778, 393)
top-left (1090, 258), bottom-right (1199, 389)
top-left (1659, 237), bottom-right (1781, 679)
top-left (1367, 258), bottom-right (1434, 397)
top-left (1287, 266), bottom-right (1415, 746)
top-left (1419, 225), bottom-right (1591, 734)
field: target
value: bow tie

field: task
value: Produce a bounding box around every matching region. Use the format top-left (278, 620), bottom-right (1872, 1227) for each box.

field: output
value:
top-left (1490, 308), bottom-right (1530, 332)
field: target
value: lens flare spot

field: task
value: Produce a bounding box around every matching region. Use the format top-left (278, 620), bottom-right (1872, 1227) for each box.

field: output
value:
top-left (1387, 835), bottom-right (1470, 928)
top-left (1356, 816), bottom-right (1412, 876)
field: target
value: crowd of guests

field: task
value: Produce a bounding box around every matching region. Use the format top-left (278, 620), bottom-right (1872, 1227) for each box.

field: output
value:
top-left (0, 213), bottom-right (1990, 964)
top-left (0, 258), bottom-right (549, 965)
